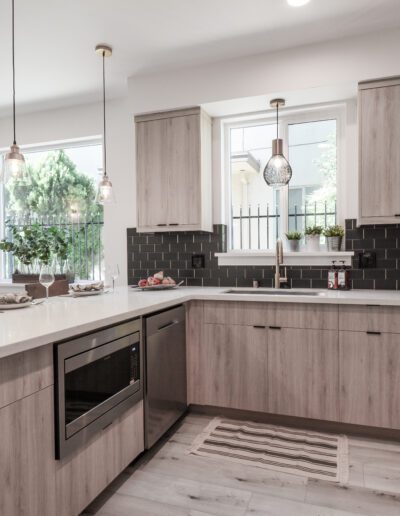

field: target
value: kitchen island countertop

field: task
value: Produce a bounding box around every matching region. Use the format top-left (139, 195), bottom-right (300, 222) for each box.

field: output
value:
top-left (1, 286), bottom-right (400, 358)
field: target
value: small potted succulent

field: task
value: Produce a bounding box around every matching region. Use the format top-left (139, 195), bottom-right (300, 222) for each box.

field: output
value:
top-left (323, 224), bottom-right (345, 251)
top-left (305, 225), bottom-right (323, 252)
top-left (285, 231), bottom-right (302, 252)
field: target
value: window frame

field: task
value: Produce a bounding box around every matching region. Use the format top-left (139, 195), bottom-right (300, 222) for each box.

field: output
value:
top-left (0, 136), bottom-right (103, 281)
top-left (222, 103), bottom-right (346, 251)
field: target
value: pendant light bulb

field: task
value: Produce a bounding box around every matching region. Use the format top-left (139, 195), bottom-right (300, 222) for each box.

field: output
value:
top-left (3, 144), bottom-right (26, 181)
top-left (95, 44), bottom-right (115, 205)
top-left (263, 98), bottom-right (292, 188)
top-left (2, 0), bottom-right (26, 183)
top-left (96, 173), bottom-right (115, 205)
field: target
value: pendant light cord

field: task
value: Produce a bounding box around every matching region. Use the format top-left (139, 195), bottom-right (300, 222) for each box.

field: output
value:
top-left (12, 0), bottom-right (16, 145)
top-left (102, 51), bottom-right (107, 177)
top-left (276, 103), bottom-right (278, 140)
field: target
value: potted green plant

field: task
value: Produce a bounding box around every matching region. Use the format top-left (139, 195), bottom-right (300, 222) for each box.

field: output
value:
top-left (305, 225), bottom-right (323, 252)
top-left (323, 224), bottom-right (345, 251)
top-left (285, 231), bottom-right (302, 252)
top-left (0, 224), bottom-right (70, 283)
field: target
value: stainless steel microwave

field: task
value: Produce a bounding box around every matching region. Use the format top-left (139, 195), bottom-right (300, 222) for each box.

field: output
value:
top-left (54, 318), bottom-right (143, 459)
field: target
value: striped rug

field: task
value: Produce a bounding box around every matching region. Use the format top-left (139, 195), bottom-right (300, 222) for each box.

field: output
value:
top-left (189, 418), bottom-right (349, 483)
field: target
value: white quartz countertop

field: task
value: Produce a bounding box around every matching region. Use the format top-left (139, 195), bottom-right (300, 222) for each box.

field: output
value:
top-left (1, 286), bottom-right (400, 359)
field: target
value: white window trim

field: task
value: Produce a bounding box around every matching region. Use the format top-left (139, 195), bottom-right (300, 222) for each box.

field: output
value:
top-left (217, 102), bottom-right (350, 265)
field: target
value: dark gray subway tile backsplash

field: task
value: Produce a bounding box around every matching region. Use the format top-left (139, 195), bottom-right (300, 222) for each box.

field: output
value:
top-left (127, 219), bottom-right (400, 290)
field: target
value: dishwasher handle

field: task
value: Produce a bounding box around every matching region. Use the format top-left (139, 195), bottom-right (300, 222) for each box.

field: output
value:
top-left (157, 319), bottom-right (180, 331)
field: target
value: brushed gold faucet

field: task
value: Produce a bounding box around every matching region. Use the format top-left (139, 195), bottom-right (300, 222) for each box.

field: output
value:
top-left (275, 239), bottom-right (288, 289)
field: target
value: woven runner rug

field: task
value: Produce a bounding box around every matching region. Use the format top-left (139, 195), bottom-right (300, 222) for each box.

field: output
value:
top-left (189, 418), bottom-right (349, 483)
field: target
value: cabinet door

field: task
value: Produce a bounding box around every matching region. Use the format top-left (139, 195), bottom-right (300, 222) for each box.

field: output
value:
top-left (267, 328), bottom-right (339, 421)
top-left (167, 114), bottom-right (201, 226)
top-left (0, 387), bottom-right (56, 516)
top-left (360, 84), bottom-right (400, 219)
top-left (136, 118), bottom-right (169, 227)
top-left (190, 323), bottom-right (268, 412)
top-left (339, 331), bottom-right (400, 429)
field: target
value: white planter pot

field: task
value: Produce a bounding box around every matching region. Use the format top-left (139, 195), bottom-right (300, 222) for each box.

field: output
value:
top-left (305, 235), bottom-right (321, 252)
top-left (287, 240), bottom-right (300, 252)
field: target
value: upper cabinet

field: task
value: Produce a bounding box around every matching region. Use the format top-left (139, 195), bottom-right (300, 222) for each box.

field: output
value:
top-left (135, 107), bottom-right (212, 232)
top-left (359, 77), bottom-right (400, 225)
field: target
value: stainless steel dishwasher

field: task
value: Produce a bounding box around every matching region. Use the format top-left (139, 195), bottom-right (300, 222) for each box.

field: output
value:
top-left (145, 305), bottom-right (187, 448)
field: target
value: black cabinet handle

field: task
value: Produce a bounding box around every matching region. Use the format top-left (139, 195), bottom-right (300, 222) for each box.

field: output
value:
top-left (395, 214), bottom-right (400, 217)
top-left (366, 331), bottom-right (381, 335)
top-left (169, 223), bottom-right (179, 226)
top-left (253, 325), bottom-right (266, 329)
top-left (269, 326), bottom-right (282, 330)
top-left (156, 223), bottom-right (167, 226)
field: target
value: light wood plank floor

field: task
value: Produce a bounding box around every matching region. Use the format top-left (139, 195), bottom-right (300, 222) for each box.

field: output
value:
top-left (82, 413), bottom-right (400, 516)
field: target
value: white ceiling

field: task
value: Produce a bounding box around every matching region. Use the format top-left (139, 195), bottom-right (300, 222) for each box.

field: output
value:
top-left (0, 0), bottom-right (399, 115)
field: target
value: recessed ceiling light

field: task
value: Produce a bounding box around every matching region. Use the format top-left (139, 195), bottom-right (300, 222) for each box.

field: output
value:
top-left (287, 0), bottom-right (311, 6)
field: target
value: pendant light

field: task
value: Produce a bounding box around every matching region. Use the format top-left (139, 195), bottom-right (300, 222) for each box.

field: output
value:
top-left (263, 98), bottom-right (292, 187)
top-left (2, 0), bottom-right (26, 183)
top-left (95, 44), bottom-right (115, 204)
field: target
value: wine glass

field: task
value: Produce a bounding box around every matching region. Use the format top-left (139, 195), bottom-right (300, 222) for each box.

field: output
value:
top-left (106, 264), bottom-right (120, 292)
top-left (39, 262), bottom-right (55, 301)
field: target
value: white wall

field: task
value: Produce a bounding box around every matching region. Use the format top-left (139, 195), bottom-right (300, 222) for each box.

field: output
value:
top-left (128, 28), bottom-right (400, 223)
top-left (128, 28), bottom-right (400, 114)
top-left (0, 97), bottom-right (134, 286)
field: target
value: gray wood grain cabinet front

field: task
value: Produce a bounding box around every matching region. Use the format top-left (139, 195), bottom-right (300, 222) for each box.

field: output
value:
top-left (187, 300), bottom-right (400, 432)
top-left (358, 76), bottom-right (400, 225)
top-left (0, 342), bottom-right (144, 516)
top-left (135, 107), bottom-right (212, 232)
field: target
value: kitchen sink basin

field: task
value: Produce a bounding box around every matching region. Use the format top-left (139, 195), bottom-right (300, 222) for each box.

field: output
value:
top-left (223, 289), bottom-right (323, 296)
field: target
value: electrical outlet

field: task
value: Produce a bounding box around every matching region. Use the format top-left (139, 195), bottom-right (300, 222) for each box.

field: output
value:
top-left (191, 254), bottom-right (205, 269)
top-left (358, 251), bottom-right (376, 269)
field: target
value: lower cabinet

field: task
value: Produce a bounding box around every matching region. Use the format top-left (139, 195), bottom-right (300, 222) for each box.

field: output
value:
top-left (189, 321), bottom-right (339, 422)
top-left (0, 385), bottom-right (144, 516)
top-left (0, 386), bottom-right (57, 516)
top-left (267, 328), bottom-right (339, 421)
top-left (190, 323), bottom-right (268, 412)
top-left (339, 331), bottom-right (400, 429)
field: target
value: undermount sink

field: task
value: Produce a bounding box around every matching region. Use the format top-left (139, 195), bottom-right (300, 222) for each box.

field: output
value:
top-left (223, 289), bottom-right (323, 296)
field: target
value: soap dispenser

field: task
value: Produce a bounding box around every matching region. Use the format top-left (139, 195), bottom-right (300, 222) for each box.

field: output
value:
top-left (328, 261), bottom-right (338, 290)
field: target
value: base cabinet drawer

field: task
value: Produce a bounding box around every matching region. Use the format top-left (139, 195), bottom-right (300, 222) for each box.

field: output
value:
top-left (267, 328), bottom-right (339, 421)
top-left (339, 331), bottom-right (400, 429)
top-left (204, 301), bottom-right (338, 329)
top-left (189, 323), bottom-right (268, 412)
top-left (339, 305), bottom-right (400, 333)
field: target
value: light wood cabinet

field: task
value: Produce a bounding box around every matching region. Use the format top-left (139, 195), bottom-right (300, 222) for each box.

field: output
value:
top-left (339, 331), bottom-right (400, 429)
top-left (0, 386), bottom-right (57, 516)
top-left (358, 77), bottom-right (400, 224)
top-left (339, 304), bottom-right (400, 334)
top-left (0, 383), bottom-right (144, 516)
top-left (203, 301), bottom-right (338, 330)
top-left (135, 107), bottom-right (212, 232)
top-left (189, 321), bottom-right (268, 412)
top-left (0, 342), bottom-right (144, 516)
top-left (267, 328), bottom-right (339, 421)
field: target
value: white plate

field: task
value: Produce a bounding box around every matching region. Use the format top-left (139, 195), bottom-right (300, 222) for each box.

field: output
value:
top-left (69, 289), bottom-right (109, 297)
top-left (138, 284), bottom-right (178, 291)
top-left (0, 302), bottom-right (32, 310)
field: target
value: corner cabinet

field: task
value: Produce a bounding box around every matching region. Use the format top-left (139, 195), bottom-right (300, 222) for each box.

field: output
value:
top-left (358, 77), bottom-right (400, 225)
top-left (135, 107), bottom-right (212, 232)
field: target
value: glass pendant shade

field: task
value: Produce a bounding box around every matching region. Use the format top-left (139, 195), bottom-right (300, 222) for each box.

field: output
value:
top-left (263, 139), bottom-right (292, 187)
top-left (96, 173), bottom-right (115, 204)
top-left (3, 143), bottom-right (26, 181)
